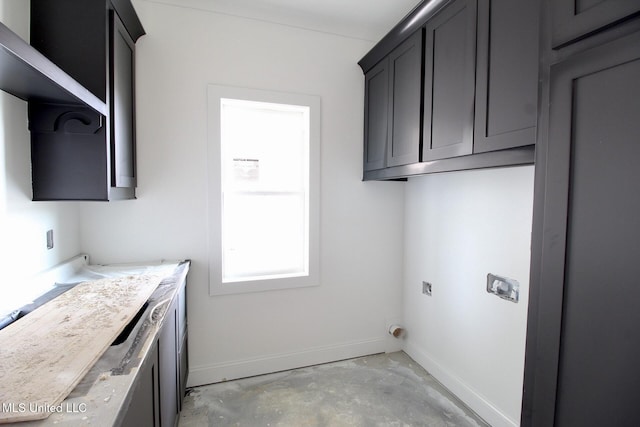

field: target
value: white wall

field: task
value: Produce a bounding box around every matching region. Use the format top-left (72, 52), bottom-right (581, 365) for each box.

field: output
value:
top-left (0, 0), bottom-right (81, 314)
top-left (402, 166), bottom-right (534, 427)
top-left (79, 0), bottom-right (405, 386)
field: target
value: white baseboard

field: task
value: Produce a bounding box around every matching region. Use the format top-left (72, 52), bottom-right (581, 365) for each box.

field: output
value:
top-left (188, 337), bottom-right (386, 387)
top-left (404, 342), bottom-right (519, 427)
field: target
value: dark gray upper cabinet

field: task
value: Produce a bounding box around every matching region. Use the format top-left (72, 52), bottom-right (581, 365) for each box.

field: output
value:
top-left (363, 60), bottom-right (389, 172)
top-left (111, 16), bottom-right (137, 189)
top-left (423, 0), bottom-right (476, 161)
top-left (387, 31), bottom-right (423, 168)
top-left (473, 0), bottom-right (539, 153)
top-left (359, 0), bottom-right (537, 180)
top-left (29, 0), bottom-right (144, 201)
top-left (552, 0), bottom-right (640, 48)
top-left (363, 30), bottom-right (422, 172)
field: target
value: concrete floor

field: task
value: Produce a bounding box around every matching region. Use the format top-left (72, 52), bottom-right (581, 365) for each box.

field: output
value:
top-left (179, 352), bottom-right (488, 427)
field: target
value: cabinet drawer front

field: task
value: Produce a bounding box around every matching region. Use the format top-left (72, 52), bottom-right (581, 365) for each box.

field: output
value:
top-left (423, 0), bottom-right (476, 161)
top-left (552, 0), bottom-right (640, 48)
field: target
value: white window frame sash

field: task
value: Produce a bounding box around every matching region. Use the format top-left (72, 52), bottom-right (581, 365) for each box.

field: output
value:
top-left (207, 84), bottom-right (321, 296)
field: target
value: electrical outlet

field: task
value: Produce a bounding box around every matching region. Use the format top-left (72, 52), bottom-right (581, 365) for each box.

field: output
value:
top-left (422, 281), bottom-right (432, 296)
top-left (46, 229), bottom-right (54, 250)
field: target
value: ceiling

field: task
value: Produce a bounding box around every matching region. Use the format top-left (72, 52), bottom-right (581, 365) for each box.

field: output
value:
top-left (145, 0), bottom-right (424, 41)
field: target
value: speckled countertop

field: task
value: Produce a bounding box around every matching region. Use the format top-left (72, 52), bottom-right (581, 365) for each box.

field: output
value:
top-left (2, 261), bottom-right (190, 426)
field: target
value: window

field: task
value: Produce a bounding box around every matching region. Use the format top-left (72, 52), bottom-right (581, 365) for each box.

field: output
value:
top-left (208, 85), bottom-right (320, 295)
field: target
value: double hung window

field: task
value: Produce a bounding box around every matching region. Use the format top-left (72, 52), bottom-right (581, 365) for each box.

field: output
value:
top-left (208, 85), bottom-right (320, 295)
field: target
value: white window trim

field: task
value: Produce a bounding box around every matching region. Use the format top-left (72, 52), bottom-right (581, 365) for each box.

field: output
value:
top-left (207, 84), bottom-right (321, 296)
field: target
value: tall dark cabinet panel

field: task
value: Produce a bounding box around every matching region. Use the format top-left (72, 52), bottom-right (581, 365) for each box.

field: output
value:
top-left (522, 7), bottom-right (640, 426)
top-left (422, 0), bottom-right (476, 161)
top-left (363, 30), bottom-right (422, 172)
top-left (473, 0), bottom-right (539, 153)
top-left (386, 31), bottom-right (423, 167)
top-left (552, 0), bottom-right (640, 47)
top-left (30, 0), bottom-right (144, 201)
top-left (552, 37), bottom-right (640, 426)
top-left (363, 60), bottom-right (389, 172)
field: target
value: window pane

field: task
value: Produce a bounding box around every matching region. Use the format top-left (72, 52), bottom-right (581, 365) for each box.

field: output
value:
top-left (222, 100), bottom-right (308, 191)
top-left (222, 193), bottom-right (306, 281)
top-left (220, 98), bottom-right (310, 283)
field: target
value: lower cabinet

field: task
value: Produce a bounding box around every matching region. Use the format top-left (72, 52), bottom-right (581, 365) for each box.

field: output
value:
top-left (120, 276), bottom-right (188, 427)
top-left (178, 332), bottom-right (189, 411)
top-left (177, 283), bottom-right (189, 411)
top-left (120, 342), bottom-right (160, 427)
top-left (159, 299), bottom-right (179, 427)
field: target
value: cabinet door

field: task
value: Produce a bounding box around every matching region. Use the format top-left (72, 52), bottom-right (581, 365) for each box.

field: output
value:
top-left (110, 11), bottom-right (137, 188)
top-left (178, 332), bottom-right (189, 410)
top-left (423, 0), bottom-right (477, 161)
top-left (159, 303), bottom-right (179, 427)
top-left (363, 59), bottom-right (389, 171)
top-left (552, 0), bottom-right (640, 48)
top-left (473, 0), bottom-right (538, 153)
top-left (524, 31), bottom-right (640, 426)
top-left (386, 30), bottom-right (423, 167)
top-left (120, 343), bottom-right (160, 427)
top-left (177, 282), bottom-right (188, 410)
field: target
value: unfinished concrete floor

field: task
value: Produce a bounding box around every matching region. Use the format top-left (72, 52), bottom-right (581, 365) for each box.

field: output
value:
top-left (179, 352), bottom-right (488, 427)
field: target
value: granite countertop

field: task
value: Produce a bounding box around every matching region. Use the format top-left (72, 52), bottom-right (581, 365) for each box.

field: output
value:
top-left (2, 261), bottom-right (190, 426)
